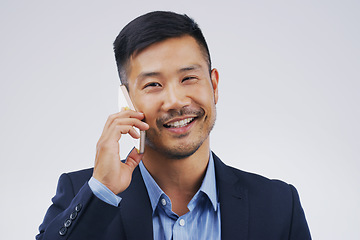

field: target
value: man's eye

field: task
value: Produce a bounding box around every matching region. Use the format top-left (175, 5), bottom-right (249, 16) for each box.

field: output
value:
top-left (144, 82), bottom-right (161, 88)
top-left (182, 76), bottom-right (196, 82)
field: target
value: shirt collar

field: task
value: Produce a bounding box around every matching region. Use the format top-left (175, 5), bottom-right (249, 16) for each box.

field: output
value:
top-left (139, 152), bottom-right (218, 213)
top-left (139, 161), bottom-right (164, 213)
top-left (197, 152), bottom-right (218, 211)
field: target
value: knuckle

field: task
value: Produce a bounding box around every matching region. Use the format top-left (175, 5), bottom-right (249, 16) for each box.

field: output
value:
top-left (108, 113), bottom-right (117, 121)
top-left (115, 124), bottom-right (130, 133)
top-left (97, 141), bottom-right (114, 152)
top-left (112, 118), bottom-right (122, 125)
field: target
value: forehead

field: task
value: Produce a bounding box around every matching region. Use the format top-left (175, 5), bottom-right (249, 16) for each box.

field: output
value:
top-left (127, 35), bottom-right (209, 82)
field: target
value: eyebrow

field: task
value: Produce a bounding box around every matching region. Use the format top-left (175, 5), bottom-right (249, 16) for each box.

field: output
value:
top-left (177, 64), bottom-right (202, 74)
top-left (137, 71), bottom-right (161, 82)
top-left (136, 64), bottom-right (203, 83)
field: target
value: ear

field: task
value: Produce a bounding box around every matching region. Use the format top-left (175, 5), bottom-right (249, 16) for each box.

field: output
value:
top-left (210, 68), bottom-right (219, 104)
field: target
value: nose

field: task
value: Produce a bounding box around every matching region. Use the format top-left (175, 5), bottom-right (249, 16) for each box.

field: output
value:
top-left (161, 84), bottom-right (190, 112)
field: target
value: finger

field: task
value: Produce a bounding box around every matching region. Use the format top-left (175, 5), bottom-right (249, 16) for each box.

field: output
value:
top-left (111, 117), bottom-right (149, 131)
top-left (102, 118), bottom-right (148, 140)
top-left (103, 110), bottom-right (146, 132)
top-left (107, 124), bottom-right (142, 141)
top-left (119, 108), bottom-right (146, 120)
top-left (125, 148), bottom-right (143, 170)
top-left (101, 110), bottom-right (149, 140)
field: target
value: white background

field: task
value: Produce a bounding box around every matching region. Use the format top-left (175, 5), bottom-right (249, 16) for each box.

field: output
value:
top-left (0, 0), bottom-right (359, 239)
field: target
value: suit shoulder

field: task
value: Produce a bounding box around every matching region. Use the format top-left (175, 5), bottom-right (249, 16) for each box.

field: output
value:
top-left (225, 165), bottom-right (292, 195)
top-left (213, 152), bottom-right (291, 192)
top-left (59, 168), bottom-right (94, 193)
top-left (65, 167), bottom-right (94, 178)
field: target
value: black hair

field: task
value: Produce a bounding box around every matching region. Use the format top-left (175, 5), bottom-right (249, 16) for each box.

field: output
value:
top-left (113, 11), bottom-right (211, 86)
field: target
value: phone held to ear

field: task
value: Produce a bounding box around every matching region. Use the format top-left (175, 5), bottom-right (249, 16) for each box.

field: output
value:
top-left (118, 85), bottom-right (146, 154)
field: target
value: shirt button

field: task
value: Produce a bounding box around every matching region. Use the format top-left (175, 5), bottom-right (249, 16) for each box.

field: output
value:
top-left (161, 198), bottom-right (166, 206)
top-left (179, 219), bottom-right (185, 226)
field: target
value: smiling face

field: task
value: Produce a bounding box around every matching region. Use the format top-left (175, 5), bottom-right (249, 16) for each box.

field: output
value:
top-left (126, 35), bottom-right (219, 159)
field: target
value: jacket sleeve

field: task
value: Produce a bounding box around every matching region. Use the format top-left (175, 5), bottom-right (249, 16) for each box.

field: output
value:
top-left (289, 184), bottom-right (312, 240)
top-left (36, 173), bottom-right (124, 240)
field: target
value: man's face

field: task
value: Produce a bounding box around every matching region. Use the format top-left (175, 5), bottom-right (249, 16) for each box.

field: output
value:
top-left (127, 35), bottom-right (219, 159)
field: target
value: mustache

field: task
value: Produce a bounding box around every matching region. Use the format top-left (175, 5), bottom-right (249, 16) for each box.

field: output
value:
top-left (156, 107), bottom-right (205, 127)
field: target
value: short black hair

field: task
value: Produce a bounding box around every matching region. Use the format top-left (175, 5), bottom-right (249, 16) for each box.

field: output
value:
top-left (113, 11), bottom-right (211, 87)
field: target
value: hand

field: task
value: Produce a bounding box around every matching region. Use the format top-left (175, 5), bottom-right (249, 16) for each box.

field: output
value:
top-left (93, 109), bottom-right (149, 195)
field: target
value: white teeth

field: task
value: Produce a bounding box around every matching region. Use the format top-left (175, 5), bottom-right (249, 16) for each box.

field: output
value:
top-left (166, 118), bottom-right (194, 128)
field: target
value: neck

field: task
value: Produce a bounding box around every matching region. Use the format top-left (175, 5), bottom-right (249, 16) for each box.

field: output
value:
top-left (142, 140), bottom-right (210, 215)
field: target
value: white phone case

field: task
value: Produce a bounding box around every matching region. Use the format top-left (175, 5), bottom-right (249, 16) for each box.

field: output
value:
top-left (118, 85), bottom-right (145, 154)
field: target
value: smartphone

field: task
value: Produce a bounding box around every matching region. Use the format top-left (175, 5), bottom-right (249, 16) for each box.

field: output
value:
top-left (118, 85), bottom-right (146, 154)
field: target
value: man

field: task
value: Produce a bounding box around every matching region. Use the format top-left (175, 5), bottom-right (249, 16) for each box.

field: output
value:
top-left (36, 11), bottom-right (311, 240)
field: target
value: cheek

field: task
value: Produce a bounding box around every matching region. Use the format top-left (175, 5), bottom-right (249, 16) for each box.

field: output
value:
top-left (189, 84), bottom-right (216, 107)
top-left (135, 96), bottom-right (161, 124)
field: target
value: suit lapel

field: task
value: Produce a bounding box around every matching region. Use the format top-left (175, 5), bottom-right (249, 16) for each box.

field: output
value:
top-left (213, 153), bottom-right (249, 240)
top-left (117, 154), bottom-right (249, 240)
top-left (119, 167), bottom-right (153, 240)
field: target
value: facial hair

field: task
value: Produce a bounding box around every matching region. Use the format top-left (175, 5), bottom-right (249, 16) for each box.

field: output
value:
top-left (145, 105), bottom-right (216, 159)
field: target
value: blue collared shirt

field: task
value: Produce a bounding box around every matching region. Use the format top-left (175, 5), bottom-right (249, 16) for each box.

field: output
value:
top-left (89, 153), bottom-right (221, 240)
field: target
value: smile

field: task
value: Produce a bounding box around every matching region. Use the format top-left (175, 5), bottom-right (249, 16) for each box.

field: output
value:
top-left (164, 117), bottom-right (195, 128)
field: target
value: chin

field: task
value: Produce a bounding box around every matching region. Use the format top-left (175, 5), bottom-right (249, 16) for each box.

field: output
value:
top-left (145, 108), bottom-right (216, 159)
top-left (145, 136), bottom-right (204, 160)
top-left (163, 143), bottom-right (202, 160)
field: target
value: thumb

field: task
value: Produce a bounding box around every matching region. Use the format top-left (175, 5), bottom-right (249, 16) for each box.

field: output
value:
top-left (124, 147), bottom-right (143, 171)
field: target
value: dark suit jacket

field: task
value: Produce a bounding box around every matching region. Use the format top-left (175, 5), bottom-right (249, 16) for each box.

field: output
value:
top-left (36, 152), bottom-right (311, 239)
